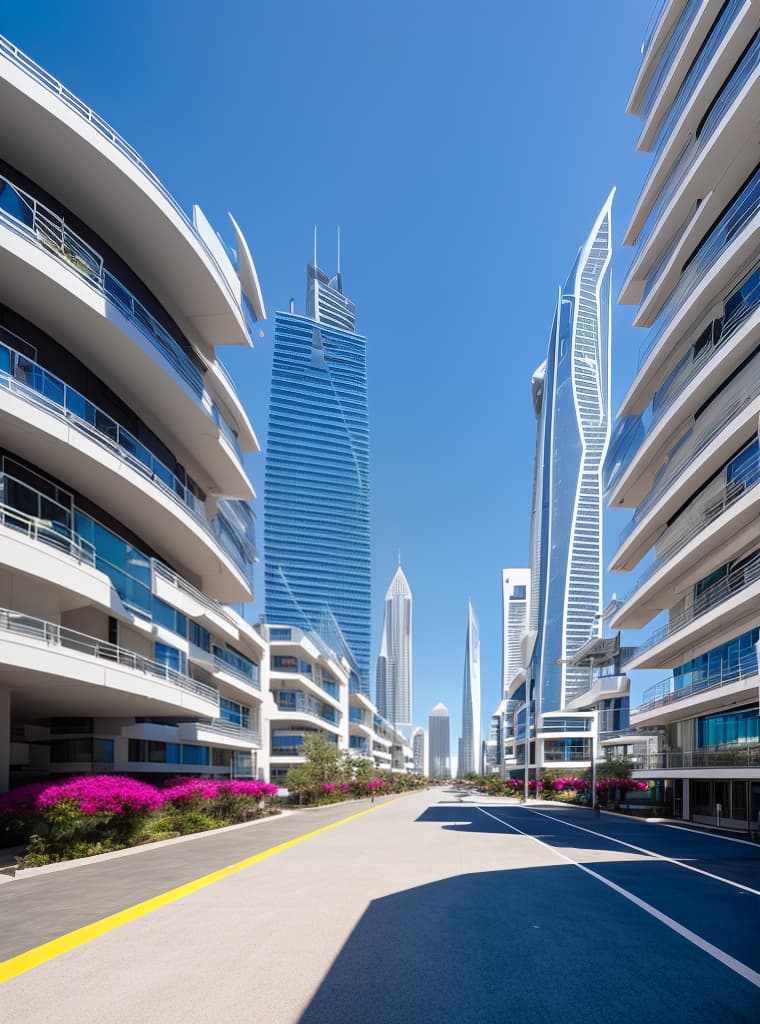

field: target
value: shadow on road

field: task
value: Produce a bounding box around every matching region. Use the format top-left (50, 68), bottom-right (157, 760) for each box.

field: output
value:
top-left (297, 862), bottom-right (756, 1024)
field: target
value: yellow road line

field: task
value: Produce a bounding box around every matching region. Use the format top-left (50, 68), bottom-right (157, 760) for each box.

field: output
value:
top-left (0, 797), bottom-right (402, 985)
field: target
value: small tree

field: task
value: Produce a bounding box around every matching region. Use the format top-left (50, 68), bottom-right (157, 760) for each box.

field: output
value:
top-left (285, 734), bottom-right (343, 803)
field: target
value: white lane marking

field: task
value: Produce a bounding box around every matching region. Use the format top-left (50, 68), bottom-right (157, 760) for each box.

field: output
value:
top-left (475, 806), bottom-right (760, 990)
top-left (658, 822), bottom-right (759, 848)
top-left (523, 808), bottom-right (760, 898)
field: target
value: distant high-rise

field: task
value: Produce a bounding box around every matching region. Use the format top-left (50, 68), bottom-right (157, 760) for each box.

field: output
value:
top-left (502, 569), bottom-right (529, 697)
top-left (376, 563), bottom-right (413, 727)
top-left (459, 601), bottom-right (481, 775)
top-left (530, 193), bottom-right (614, 714)
top-left (264, 254), bottom-right (371, 693)
top-left (428, 703), bottom-right (451, 779)
top-left (411, 727), bottom-right (425, 776)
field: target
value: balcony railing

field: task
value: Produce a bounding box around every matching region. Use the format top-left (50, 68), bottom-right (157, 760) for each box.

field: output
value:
top-left (0, 607), bottom-right (219, 705)
top-left (635, 16), bottom-right (758, 256)
top-left (273, 691), bottom-right (340, 725)
top-left (212, 653), bottom-right (260, 690)
top-left (635, 745), bottom-right (760, 770)
top-left (0, 173), bottom-right (244, 455)
top-left (200, 719), bottom-right (261, 745)
top-left (637, 658), bottom-right (758, 712)
top-left (619, 352), bottom-right (760, 545)
top-left (639, 0), bottom-right (703, 121)
top-left (628, 448), bottom-right (760, 597)
top-left (0, 336), bottom-right (207, 518)
top-left (641, 0), bottom-right (670, 58)
top-left (0, 499), bottom-right (95, 565)
top-left (0, 33), bottom-right (246, 320)
top-left (640, 153), bottom-right (760, 341)
top-left (626, 550), bottom-right (760, 661)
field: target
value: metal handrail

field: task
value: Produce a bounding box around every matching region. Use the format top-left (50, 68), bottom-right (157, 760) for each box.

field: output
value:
top-left (640, 0), bottom-right (702, 121)
top-left (635, 10), bottom-right (757, 254)
top-left (0, 606), bottom-right (219, 704)
top-left (619, 355), bottom-right (760, 544)
top-left (212, 653), bottom-right (261, 689)
top-left (199, 719), bottom-right (261, 744)
top-left (272, 690), bottom-right (341, 725)
top-left (152, 560), bottom-right (239, 628)
top-left (0, 33), bottom-right (245, 318)
top-left (634, 745), bottom-right (760, 769)
top-left (0, 500), bottom-right (96, 564)
top-left (637, 36), bottom-right (760, 366)
top-left (628, 550), bottom-right (760, 659)
top-left (638, 659), bottom-right (757, 711)
top-left (629, 455), bottom-right (760, 596)
top-left (0, 340), bottom-right (207, 520)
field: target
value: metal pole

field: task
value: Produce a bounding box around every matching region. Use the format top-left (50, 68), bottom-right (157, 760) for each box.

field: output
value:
top-left (591, 710), bottom-right (598, 813)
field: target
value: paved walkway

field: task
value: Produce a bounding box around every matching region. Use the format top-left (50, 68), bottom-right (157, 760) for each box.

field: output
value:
top-left (0, 791), bottom-right (758, 1023)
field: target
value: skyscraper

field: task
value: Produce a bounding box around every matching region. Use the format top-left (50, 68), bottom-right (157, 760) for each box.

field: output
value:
top-left (375, 563), bottom-right (413, 727)
top-left (428, 703), bottom-right (450, 779)
top-left (459, 601), bottom-right (481, 775)
top-left (502, 569), bottom-right (530, 697)
top-left (264, 256), bottom-right (371, 693)
top-left (530, 193), bottom-right (614, 714)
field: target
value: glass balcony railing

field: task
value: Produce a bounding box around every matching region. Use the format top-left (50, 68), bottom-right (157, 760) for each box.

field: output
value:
top-left (273, 691), bottom-right (341, 725)
top-left (0, 33), bottom-right (246, 321)
top-left (627, 447), bottom-right (760, 598)
top-left (0, 172), bottom-right (244, 454)
top-left (607, 257), bottom-right (760, 499)
top-left (0, 498), bottom-right (95, 564)
top-left (198, 719), bottom-right (261, 745)
top-left (212, 650), bottom-right (260, 689)
top-left (638, 656), bottom-right (758, 712)
top-left (634, 745), bottom-right (760, 769)
top-left (619, 349), bottom-right (760, 545)
top-left (626, 550), bottom-right (760, 662)
top-left (0, 606), bottom-right (219, 705)
top-left (639, 155), bottom-right (760, 336)
top-left (635, 13), bottom-right (757, 256)
top-left (0, 337), bottom-right (207, 517)
top-left (639, 0), bottom-right (703, 121)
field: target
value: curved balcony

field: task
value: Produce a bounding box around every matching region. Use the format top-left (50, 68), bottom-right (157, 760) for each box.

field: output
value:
top-left (621, 154), bottom-right (760, 419)
top-left (0, 606), bottom-right (219, 718)
top-left (613, 349), bottom-right (760, 570)
top-left (0, 34), bottom-right (254, 351)
top-left (0, 356), bottom-right (253, 601)
top-left (625, 7), bottom-right (760, 258)
top-left (272, 690), bottom-right (342, 731)
top-left (614, 447), bottom-right (760, 628)
top-left (635, 659), bottom-right (757, 717)
top-left (0, 175), bottom-right (254, 492)
top-left (624, 549), bottom-right (760, 670)
top-left (636, 0), bottom-right (704, 125)
top-left (607, 259), bottom-right (760, 505)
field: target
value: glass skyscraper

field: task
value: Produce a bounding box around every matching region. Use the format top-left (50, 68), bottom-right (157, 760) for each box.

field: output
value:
top-left (530, 192), bottom-right (614, 713)
top-left (376, 563), bottom-right (413, 728)
top-left (264, 261), bottom-right (371, 694)
top-left (459, 601), bottom-right (482, 775)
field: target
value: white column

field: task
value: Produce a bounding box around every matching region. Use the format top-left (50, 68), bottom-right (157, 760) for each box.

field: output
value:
top-left (0, 688), bottom-right (10, 794)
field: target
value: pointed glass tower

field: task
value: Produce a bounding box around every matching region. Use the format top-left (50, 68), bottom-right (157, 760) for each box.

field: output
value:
top-left (460, 601), bottom-right (481, 775)
top-left (375, 563), bottom-right (413, 727)
top-left (264, 255), bottom-right (371, 694)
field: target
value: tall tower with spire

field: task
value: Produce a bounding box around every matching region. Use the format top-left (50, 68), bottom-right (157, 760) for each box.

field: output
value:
top-left (264, 238), bottom-right (371, 693)
top-left (460, 601), bottom-right (482, 775)
top-left (375, 562), bottom-right (413, 728)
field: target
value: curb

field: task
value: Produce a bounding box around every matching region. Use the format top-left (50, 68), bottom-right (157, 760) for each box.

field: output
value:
top-left (6, 810), bottom-right (295, 881)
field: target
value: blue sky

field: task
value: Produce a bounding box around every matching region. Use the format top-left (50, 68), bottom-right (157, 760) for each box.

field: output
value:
top-left (5, 1), bottom-right (660, 740)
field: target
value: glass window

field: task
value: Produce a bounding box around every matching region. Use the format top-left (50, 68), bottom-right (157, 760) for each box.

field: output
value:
top-left (190, 621), bottom-right (212, 652)
top-left (182, 745), bottom-right (209, 765)
top-left (155, 642), bottom-right (186, 674)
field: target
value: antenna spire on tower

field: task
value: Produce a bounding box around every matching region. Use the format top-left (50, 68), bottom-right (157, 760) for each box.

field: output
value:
top-left (313, 224), bottom-right (317, 268)
top-left (337, 225), bottom-right (341, 274)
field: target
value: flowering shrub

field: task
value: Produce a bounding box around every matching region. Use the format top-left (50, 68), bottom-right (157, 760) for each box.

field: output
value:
top-left (0, 775), bottom-right (280, 866)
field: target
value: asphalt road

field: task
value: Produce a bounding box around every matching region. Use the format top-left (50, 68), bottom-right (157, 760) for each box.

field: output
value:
top-left (0, 790), bottom-right (758, 1023)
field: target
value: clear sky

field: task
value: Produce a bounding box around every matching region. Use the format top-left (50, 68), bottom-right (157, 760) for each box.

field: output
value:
top-left (5, 1), bottom-right (660, 742)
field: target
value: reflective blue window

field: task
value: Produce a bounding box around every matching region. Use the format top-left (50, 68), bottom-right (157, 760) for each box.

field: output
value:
top-left (155, 642), bottom-right (186, 674)
top-left (182, 745), bottom-right (209, 765)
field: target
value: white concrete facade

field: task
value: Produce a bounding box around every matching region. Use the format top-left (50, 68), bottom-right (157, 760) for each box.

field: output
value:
top-left (0, 35), bottom-right (268, 790)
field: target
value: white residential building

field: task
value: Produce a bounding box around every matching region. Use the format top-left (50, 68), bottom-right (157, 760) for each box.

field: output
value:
top-left (0, 34), bottom-right (268, 790)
